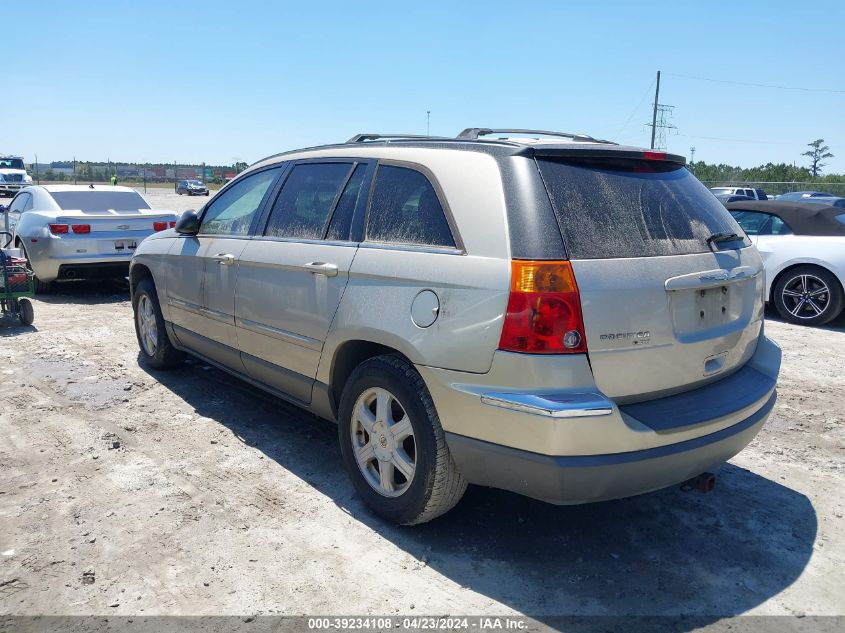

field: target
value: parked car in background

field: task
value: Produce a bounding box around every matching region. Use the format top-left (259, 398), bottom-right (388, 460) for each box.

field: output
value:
top-left (792, 196), bottom-right (845, 208)
top-left (130, 128), bottom-right (781, 524)
top-left (714, 193), bottom-right (754, 206)
top-left (176, 179), bottom-right (210, 196)
top-left (727, 200), bottom-right (845, 325)
top-left (0, 155), bottom-right (33, 197)
top-left (710, 186), bottom-right (768, 201)
top-left (6, 185), bottom-right (178, 292)
top-left (777, 191), bottom-right (836, 201)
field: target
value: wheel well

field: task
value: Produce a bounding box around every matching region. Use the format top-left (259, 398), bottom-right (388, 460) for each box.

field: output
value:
top-left (129, 264), bottom-right (153, 296)
top-left (769, 263), bottom-right (844, 303)
top-left (329, 341), bottom-right (410, 417)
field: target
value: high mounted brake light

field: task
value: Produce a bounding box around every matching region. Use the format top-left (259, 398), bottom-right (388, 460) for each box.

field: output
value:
top-left (643, 151), bottom-right (667, 161)
top-left (499, 260), bottom-right (587, 354)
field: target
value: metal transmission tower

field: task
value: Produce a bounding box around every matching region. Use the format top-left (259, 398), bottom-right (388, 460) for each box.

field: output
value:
top-left (647, 70), bottom-right (677, 150)
top-left (651, 104), bottom-right (676, 150)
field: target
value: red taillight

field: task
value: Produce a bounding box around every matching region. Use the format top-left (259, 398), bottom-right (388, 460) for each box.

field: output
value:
top-left (499, 260), bottom-right (587, 354)
top-left (49, 224), bottom-right (69, 234)
top-left (71, 224), bottom-right (91, 234)
top-left (153, 221), bottom-right (167, 231)
top-left (643, 150), bottom-right (667, 161)
top-left (169, 221), bottom-right (176, 228)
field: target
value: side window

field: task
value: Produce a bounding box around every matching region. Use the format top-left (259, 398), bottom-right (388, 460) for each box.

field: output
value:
top-left (366, 165), bottom-right (455, 247)
top-left (326, 164), bottom-right (367, 241)
top-left (730, 210), bottom-right (770, 235)
top-left (264, 163), bottom-right (353, 240)
top-left (199, 168), bottom-right (280, 235)
top-left (9, 193), bottom-right (30, 213)
top-left (769, 216), bottom-right (792, 235)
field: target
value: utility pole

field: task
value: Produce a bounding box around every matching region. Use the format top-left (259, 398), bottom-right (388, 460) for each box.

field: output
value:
top-left (35, 153), bottom-right (39, 184)
top-left (426, 110), bottom-right (431, 136)
top-left (650, 71), bottom-right (661, 149)
top-left (646, 70), bottom-right (675, 151)
top-left (73, 157), bottom-right (77, 185)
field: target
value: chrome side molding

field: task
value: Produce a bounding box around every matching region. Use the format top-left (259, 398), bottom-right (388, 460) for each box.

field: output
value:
top-left (480, 391), bottom-right (614, 418)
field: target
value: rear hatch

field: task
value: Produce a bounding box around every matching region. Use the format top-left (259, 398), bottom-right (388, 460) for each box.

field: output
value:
top-left (535, 151), bottom-right (764, 403)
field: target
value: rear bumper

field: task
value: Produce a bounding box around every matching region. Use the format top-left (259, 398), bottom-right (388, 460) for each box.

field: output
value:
top-left (23, 235), bottom-right (145, 282)
top-left (419, 335), bottom-right (781, 504)
top-left (446, 392), bottom-right (774, 504)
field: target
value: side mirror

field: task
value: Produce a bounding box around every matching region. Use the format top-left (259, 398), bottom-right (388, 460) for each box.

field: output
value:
top-left (175, 210), bottom-right (200, 235)
top-left (0, 205), bottom-right (8, 213)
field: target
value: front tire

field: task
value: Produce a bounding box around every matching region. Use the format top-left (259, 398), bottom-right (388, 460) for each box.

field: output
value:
top-left (338, 355), bottom-right (467, 525)
top-left (773, 265), bottom-right (844, 326)
top-left (133, 277), bottom-right (185, 368)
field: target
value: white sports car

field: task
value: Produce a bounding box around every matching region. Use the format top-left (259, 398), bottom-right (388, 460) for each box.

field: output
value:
top-left (727, 200), bottom-right (845, 325)
top-left (1, 185), bottom-right (178, 292)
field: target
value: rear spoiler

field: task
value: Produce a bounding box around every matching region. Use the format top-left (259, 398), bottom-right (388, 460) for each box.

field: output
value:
top-left (527, 146), bottom-right (687, 166)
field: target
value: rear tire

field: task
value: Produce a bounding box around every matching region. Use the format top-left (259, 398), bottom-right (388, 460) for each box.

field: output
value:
top-left (17, 298), bottom-right (34, 326)
top-left (338, 355), bottom-right (467, 525)
top-left (773, 265), bottom-right (844, 326)
top-left (133, 277), bottom-right (185, 369)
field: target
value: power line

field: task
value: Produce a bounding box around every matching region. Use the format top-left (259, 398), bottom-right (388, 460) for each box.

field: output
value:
top-left (664, 72), bottom-right (845, 94)
top-left (615, 78), bottom-right (655, 139)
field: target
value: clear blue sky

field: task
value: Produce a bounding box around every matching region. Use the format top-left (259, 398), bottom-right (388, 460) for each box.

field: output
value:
top-left (10, 0), bottom-right (845, 172)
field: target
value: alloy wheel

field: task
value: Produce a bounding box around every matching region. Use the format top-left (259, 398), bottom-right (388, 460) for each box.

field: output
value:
top-left (350, 387), bottom-right (416, 497)
top-left (781, 274), bottom-right (831, 320)
top-left (136, 294), bottom-right (158, 355)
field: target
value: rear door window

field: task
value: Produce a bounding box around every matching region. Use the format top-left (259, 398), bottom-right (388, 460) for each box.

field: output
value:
top-left (326, 164), bottom-right (367, 241)
top-left (536, 157), bottom-right (748, 259)
top-left (366, 165), bottom-right (455, 248)
top-left (264, 162), bottom-right (353, 240)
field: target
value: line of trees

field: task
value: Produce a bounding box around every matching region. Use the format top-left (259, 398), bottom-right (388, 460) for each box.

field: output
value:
top-left (690, 138), bottom-right (842, 186)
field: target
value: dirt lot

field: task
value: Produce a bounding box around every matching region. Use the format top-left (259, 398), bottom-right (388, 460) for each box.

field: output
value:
top-left (1, 190), bottom-right (844, 627)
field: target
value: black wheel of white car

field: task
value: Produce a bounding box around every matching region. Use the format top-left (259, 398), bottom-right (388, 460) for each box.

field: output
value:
top-left (133, 277), bottom-right (184, 368)
top-left (338, 355), bottom-right (467, 525)
top-left (774, 265), bottom-right (844, 326)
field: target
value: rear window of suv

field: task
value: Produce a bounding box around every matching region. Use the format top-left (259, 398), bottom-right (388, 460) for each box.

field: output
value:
top-left (536, 158), bottom-right (747, 259)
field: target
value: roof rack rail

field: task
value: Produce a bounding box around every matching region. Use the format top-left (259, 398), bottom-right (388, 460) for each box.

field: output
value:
top-left (457, 128), bottom-right (617, 145)
top-left (346, 133), bottom-right (439, 143)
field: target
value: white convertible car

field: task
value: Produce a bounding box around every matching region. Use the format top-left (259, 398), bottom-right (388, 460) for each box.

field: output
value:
top-left (727, 200), bottom-right (845, 325)
top-left (1, 185), bottom-right (178, 292)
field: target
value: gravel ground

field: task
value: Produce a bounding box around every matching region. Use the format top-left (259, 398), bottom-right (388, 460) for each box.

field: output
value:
top-left (1, 191), bottom-right (843, 626)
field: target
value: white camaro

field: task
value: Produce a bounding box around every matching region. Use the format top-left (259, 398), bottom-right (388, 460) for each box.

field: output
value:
top-left (1, 185), bottom-right (178, 292)
top-left (727, 200), bottom-right (845, 325)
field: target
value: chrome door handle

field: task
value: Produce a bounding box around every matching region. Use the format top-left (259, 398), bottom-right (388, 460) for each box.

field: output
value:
top-left (304, 262), bottom-right (338, 277)
top-left (215, 253), bottom-right (235, 266)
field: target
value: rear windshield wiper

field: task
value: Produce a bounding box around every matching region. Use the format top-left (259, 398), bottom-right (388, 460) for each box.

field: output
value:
top-left (706, 232), bottom-right (742, 251)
